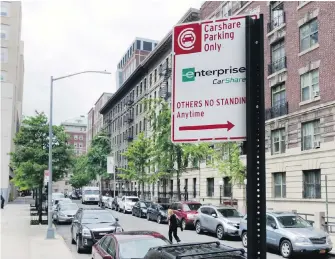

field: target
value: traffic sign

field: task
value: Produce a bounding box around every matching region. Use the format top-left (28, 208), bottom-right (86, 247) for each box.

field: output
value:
top-left (44, 170), bottom-right (49, 185)
top-left (107, 156), bottom-right (115, 174)
top-left (172, 15), bottom-right (255, 143)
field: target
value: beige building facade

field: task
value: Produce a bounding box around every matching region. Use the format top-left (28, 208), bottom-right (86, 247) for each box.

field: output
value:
top-left (1, 1), bottom-right (24, 202)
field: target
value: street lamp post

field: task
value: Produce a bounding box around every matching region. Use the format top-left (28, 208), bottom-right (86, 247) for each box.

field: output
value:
top-left (46, 70), bottom-right (111, 239)
top-left (134, 183), bottom-right (138, 197)
top-left (219, 180), bottom-right (223, 205)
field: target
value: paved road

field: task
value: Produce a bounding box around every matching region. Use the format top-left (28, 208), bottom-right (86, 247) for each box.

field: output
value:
top-left (55, 200), bottom-right (330, 259)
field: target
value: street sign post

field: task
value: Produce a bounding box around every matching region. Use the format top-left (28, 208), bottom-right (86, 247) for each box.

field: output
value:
top-left (107, 155), bottom-right (116, 198)
top-left (172, 16), bottom-right (255, 143)
top-left (172, 15), bottom-right (266, 259)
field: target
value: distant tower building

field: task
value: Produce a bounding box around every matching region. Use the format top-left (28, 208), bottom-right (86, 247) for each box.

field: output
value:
top-left (116, 37), bottom-right (159, 89)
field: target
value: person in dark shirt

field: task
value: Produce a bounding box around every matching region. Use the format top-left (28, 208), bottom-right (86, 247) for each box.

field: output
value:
top-left (168, 209), bottom-right (183, 243)
top-left (1, 194), bottom-right (5, 209)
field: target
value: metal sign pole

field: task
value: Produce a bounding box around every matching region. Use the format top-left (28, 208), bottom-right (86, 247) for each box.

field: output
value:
top-left (246, 15), bottom-right (267, 259)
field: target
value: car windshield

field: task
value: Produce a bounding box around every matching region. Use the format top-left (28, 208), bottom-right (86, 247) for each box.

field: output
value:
top-left (118, 237), bottom-right (170, 258)
top-left (217, 208), bottom-right (242, 218)
top-left (52, 193), bottom-right (64, 199)
top-left (82, 212), bottom-right (116, 224)
top-left (61, 204), bottom-right (78, 211)
top-left (183, 203), bottom-right (201, 211)
top-left (276, 215), bottom-right (312, 228)
top-left (126, 198), bottom-right (139, 202)
top-left (84, 190), bottom-right (99, 195)
top-left (158, 204), bottom-right (170, 210)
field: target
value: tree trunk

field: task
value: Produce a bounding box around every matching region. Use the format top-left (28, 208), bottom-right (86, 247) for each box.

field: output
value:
top-left (38, 185), bottom-right (43, 224)
top-left (176, 146), bottom-right (182, 201)
top-left (34, 188), bottom-right (38, 208)
top-left (177, 176), bottom-right (181, 201)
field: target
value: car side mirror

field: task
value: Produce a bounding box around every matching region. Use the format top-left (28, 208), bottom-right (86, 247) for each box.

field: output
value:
top-left (211, 214), bottom-right (217, 218)
top-left (115, 218), bottom-right (119, 221)
top-left (73, 219), bottom-right (79, 223)
top-left (271, 223), bottom-right (277, 229)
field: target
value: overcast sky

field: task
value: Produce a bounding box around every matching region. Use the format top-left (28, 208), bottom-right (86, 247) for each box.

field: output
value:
top-left (22, 0), bottom-right (203, 125)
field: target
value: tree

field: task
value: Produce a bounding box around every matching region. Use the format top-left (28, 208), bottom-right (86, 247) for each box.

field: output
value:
top-left (10, 112), bottom-right (73, 222)
top-left (86, 131), bottom-right (112, 182)
top-left (147, 98), bottom-right (213, 200)
top-left (211, 142), bottom-right (246, 186)
top-left (69, 155), bottom-right (91, 189)
top-left (119, 132), bottom-right (153, 194)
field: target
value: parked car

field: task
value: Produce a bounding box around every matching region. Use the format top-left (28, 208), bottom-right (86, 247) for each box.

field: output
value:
top-left (147, 203), bottom-right (170, 224)
top-left (132, 201), bottom-right (153, 218)
top-left (194, 205), bottom-right (243, 240)
top-left (99, 195), bottom-right (110, 208)
top-left (170, 201), bottom-right (202, 229)
top-left (118, 196), bottom-right (139, 214)
top-left (144, 241), bottom-right (246, 259)
top-left (52, 197), bottom-right (72, 211)
top-left (70, 191), bottom-right (80, 200)
top-left (111, 197), bottom-right (122, 210)
top-left (71, 208), bottom-right (123, 253)
top-left (45, 192), bottom-right (65, 212)
top-left (92, 231), bottom-right (171, 259)
top-left (53, 202), bottom-right (79, 224)
top-left (239, 211), bottom-right (333, 258)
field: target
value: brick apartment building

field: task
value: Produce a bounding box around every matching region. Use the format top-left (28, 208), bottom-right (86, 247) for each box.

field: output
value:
top-left (100, 1), bottom-right (335, 216)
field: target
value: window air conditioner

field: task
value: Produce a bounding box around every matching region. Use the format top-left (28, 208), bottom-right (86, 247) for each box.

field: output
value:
top-left (314, 141), bottom-right (320, 149)
top-left (313, 90), bottom-right (320, 98)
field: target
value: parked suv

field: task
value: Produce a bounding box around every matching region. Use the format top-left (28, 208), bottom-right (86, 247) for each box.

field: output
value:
top-left (170, 201), bottom-right (202, 229)
top-left (71, 208), bottom-right (123, 253)
top-left (118, 196), bottom-right (139, 214)
top-left (239, 211), bottom-right (333, 258)
top-left (144, 241), bottom-right (247, 259)
top-left (194, 205), bottom-right (243, 240)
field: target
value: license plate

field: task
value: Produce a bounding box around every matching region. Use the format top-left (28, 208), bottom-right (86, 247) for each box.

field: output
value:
top-left (90, 198), bottom-right (94, 201)
top-left (319, 250), bottom-right (326, 254)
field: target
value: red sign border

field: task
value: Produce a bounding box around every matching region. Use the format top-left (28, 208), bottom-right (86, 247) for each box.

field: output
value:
top-left (171, 15), bottom-right (257, 143)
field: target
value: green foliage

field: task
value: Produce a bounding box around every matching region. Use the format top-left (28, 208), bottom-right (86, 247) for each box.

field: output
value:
top-left (86, 131), bottom-right (112, 180)
top-left (10, 112), bottom-right (73, 189)
top-left (119, 132), bottom-right (153, 193)
top-left (146, 98), bottom-right (213, 199)
top-left (211, 142), bottom-right (246, 185)
top-left (69, 155), bottom-right (91, 189)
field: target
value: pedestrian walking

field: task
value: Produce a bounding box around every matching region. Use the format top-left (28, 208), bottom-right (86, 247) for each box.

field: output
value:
top-left (168, 209), bottom-right (183, 243)
top-left (1, 193), bottom-right (5, 209)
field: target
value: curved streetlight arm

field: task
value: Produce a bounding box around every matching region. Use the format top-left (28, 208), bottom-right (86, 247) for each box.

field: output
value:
top-left (53, 70), bottom-right (111, 81)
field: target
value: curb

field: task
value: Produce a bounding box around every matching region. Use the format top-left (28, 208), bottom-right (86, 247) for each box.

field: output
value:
top-left (54, 225), bottom-right (76, 259)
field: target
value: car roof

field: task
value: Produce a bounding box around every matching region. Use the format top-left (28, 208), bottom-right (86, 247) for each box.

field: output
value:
top-left (109, 231), bottom-right (165, 241)
top-left (267, 211), bottom-right (296, 217)
top-left (175, 201), bottom-right (201, 204)
top-left (202, 205), bottom-right (235, 209)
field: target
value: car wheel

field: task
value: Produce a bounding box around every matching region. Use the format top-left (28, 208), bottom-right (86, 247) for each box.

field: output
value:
top-left (216, 225), bottom-right (225, 240)
top-left (147, 213), bottom-right (150, 221)
top-left (241, 231), bottom-right (247, 247)
top-left (71, 229), bottom-right (75, 244)
top-left (76, 236), bottom-right (83, 253)
top-left (280, 240), bottom-right (293, 258)
top-left (181, 219), bottom-right (186, 230)
top-left (157, 215), bottom-right (161, 224)
top-left (195, 221), bottom-right (202, 234)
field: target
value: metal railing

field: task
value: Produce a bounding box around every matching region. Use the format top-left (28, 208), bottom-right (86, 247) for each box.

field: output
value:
top-left (322, 216), bottom-right (335, 233)
top-left (265, 102), bottom-right (288, 120)
top-left (268, 56), bottom-right (287, 75)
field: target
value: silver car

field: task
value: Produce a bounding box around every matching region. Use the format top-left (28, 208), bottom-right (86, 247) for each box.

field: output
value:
top-left (194, 205), bottom-right (243, 240)
top-left (53, 203), bottom-right (79, 224)
top-left (239, 211), bottom-right (333, 258)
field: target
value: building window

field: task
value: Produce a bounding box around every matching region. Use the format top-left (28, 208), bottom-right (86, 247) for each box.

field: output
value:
top-left (223, 177), bottom-right (232, 197)
top-left (0, 2), bottom-right (10, 16)
top-left (300, 19), bottom-right (318, 52)
top-left (135, 124), bottom-right (138, 135)
top-left (139, 103), bottom-right (142, 113)
top-left (136, 105), bottom-right (138, 115)
top-left (74, 135), bottom-right (78, 140)
top-left (303, 170), bottom-right (321, 199)
top-left (79, 143), bottom-right (83, 148)
top-left (149, 74), bottom-right (152, 86)
top-left (136, 86), bottom-right (139, 97)
top-left (206, 178), bottom-right (214, 197)
top-left (136, 40), bottom-right (141, 50)
top-left (272, 84), bottom-right (286, 107)
top-left (74, 143), bottom-right (78, 148)
top-left (79, 135), bottom-right (83, 140)
top-left (139, 121), bottom-right (142, 132)
top-left (271, 128), bottom-right (286, 154)
top-left (154, 69), bottom-right (157, 82)
top-left (143, 41), bottom-right (152, 51)
top-left (0, 24), bottom-right (9, 40)
top-left (268, 2), bottom-right (284, 32)
top-left (1, 70), bottom-right (7, 82)
top-left (269, 41), bottom-right (286, 74)
top-left (143, 119), bottom-right (146, 130)
top-left (301, 69), bottom-right (319, 101)
top-left (144, 78), bottom-right (147, 91)
top-left (273, 172), bottom-right (286, 198)
top-left (301, 120), bottom-right (320, 150)
top-left (1, 47), bottom-right (8, 63)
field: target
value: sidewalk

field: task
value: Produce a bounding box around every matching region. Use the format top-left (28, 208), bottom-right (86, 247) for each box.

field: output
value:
top-left (0, 197), bottom-right (74, 259)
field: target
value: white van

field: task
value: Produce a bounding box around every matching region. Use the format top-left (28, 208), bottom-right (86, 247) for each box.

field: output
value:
top-left (82, 186), bottom-right (100, 204)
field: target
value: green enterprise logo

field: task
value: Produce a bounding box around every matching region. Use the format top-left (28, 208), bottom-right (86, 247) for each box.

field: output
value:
top-left (182, 67), bottom-right (195, 82)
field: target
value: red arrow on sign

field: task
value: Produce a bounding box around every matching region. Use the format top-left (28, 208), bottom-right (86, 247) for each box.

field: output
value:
top-left (179, 121), bottom-right (235, 131)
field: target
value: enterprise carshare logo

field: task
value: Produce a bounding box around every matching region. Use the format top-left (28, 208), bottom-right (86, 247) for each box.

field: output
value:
top-left (182, 67), bottom-right (195, 82)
